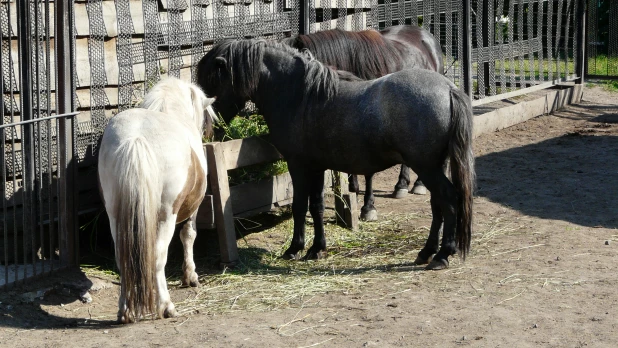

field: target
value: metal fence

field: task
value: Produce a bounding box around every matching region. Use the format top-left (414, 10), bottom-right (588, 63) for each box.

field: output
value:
top-left (586, 0), bottom-right (618, 78)
top-left (74, 0), bottom-right (586, 161)
top-left (1, 1), bottom-right (78, 289)
top-left (0, 0), bottom-right (592, 287)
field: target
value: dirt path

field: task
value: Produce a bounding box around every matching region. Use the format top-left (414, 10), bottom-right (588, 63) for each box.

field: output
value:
top-left (1, 85), bottom-right (617, 347)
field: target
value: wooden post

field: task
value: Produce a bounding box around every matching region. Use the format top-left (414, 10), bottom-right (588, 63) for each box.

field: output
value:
top-left (333, 171), bottom-right (358, 231)
top-left (205, 143), bottom-right (239, 268)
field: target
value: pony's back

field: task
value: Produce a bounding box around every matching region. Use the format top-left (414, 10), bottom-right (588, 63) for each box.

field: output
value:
top-left (290, 29), bottom-right (403, 79)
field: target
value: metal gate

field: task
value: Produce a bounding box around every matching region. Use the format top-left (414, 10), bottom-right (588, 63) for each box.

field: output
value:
top-left (1, 1), bottom-right (78, 288)
top-left (586, 0), bottom-right (618, 78)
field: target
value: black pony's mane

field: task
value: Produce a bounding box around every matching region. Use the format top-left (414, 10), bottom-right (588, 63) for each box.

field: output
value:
top-left (206, 39), bottom-right (341, 101)
top-left (288, 28), bottom-right (404, 80)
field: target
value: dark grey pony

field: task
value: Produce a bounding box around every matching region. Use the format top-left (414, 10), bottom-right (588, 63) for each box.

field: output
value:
top-left (282, 25), bottom-right (445, 221)
top-left (196, 40), bottom-right (475, 269)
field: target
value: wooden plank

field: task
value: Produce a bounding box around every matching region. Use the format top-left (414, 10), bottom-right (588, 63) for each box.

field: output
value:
top-left (230, 172), bottom-right (293, 217)
top-left (472, 85), bottom-right (583, 138)
top-left (205, 142), bottom-right (239, 267)
top-left (332, 171), bottom-right (358, 230)
top-left (74, 0), bottom-right (216, 38)
top-left (215, 136), bottom-right (283, 170)
top-left (74, 37), bottom-right (196, 87)
top-left (335, 193), bottom-right (358, 230)
top-left (160, 0), bottom-right (189, 11)
top-left (310, 12), bottom-right (368, 32)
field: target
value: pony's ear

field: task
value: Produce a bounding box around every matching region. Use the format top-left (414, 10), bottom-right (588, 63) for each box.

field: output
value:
top-left (215, 57), bottom-right (227, 68)
top-left (189, 85), bottom-right (207, 109)
top-left (203, 96), bottom-right (216, 108)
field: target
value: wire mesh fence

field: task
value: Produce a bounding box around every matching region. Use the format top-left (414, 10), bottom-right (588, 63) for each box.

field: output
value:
top-left (1, 0), bottom-right (78, 288)
top-left (0, 0), bottom-right (593, 286)
top-left (586, 0), bottom-right (618, 78)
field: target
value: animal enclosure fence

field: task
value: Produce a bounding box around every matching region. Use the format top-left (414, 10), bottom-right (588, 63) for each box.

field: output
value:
top-left (1, 0), bottom-right (78, 288)
top-left (1, 0), bottom-right (591, 285)
top-left (586, 0), bottom-right (618, 78)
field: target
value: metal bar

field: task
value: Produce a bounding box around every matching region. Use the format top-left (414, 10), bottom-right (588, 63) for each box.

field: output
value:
top-left (1, 0), bottom-right (7, 288)
top-left (45, 0), bottom-right (53, 274)
top-left (16, 0), bottom-right (36, 285)
top-left (55, 0), bottom-right (77, 267)
top-left (471, 74), bottom-right (580, 106)
top-left (546, 0), bottom-right (553, 80)
top-left (575, 0), bottom-right (586, 83)
top-left (537, 0), bottom-right (545, 81)
top-left (0, 113), bottom-right (80, 130)
top-left (462, 0), bottom-right (473, 97)
top-left (481, 0), bottom-right (490, 96)
top-left (299, 0), bottom-right (310, 34)
top-left (35, 0), bottom-right (42, 278)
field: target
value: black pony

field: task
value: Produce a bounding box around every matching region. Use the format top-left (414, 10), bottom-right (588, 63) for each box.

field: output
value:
top-left (282, 25), bottom-right (444, 221)
top-left (197, 40), bottom-right (474, 269)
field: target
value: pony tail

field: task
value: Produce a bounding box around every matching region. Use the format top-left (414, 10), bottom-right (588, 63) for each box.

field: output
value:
top-left (448, 88), bottom-right (475, 260)
top-left (113, 136), bottom-right (159, 322)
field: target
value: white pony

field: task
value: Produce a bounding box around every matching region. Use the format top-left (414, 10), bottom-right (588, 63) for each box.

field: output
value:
top-left (98, 77), bottom-right (217, 323)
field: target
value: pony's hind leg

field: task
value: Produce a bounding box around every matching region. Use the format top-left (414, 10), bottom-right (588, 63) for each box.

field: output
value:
top-left (416, 169), bottom-right (458, 270)
top-left (109, 216), bottom-right (133, 323)
top-left (413, 195), bottom-right (443, 265)
top-left (155, 215), bottom-right (178, 318)
top-left (179, 215), bottom-right (200, 287)
top-left (393, 165), bottom-right (412, 198)
top-left (348, 174), bottom-right (360, 194)
top-left (360, 173), bottom-right (378, 221)
top-left (411, 178), bottom-right (427, 195)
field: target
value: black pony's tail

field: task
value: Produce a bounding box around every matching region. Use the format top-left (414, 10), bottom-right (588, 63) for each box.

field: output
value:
top-left (448, 88), bottom-right (475, 260)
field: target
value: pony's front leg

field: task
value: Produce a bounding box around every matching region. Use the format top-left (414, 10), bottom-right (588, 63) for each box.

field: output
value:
top-left (282, 166), bottom-right (311, 260)
top-left (155, 215), bottom-right (178, 318)
top-left (179, 215), bottom-right (200, 287)
top-left (305, 171), bottom-right (327, 260)
top-left (360, 174), bottom-right (378, 221)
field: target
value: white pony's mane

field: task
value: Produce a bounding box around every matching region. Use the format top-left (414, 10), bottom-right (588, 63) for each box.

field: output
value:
top-left (140, 77), bottom-right (217, 133)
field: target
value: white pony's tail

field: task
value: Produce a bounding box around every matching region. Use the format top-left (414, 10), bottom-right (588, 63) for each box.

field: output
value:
top-left (112, 136), bottom-right (160, 322)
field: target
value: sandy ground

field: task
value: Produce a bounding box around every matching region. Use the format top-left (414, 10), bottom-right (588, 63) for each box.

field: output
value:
top-left (0, 84), bottom-right (617, 347)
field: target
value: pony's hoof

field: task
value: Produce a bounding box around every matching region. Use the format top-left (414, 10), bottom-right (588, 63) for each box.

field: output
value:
top-left (413, 254), bottom-right (432, 265)
top-left (281, 251), bottom-right (302, 260)
top-left (412, 184), bottom-right (427, 195)
top-left (117, 312), bottom-right (133, 324)
top-left (182, 272), bottom-right (200, 288)
top-left (303, 249), bottom-right (328, 260)
top-left (360, 209), bottom-right (378, 221)
top-left (393, 189), bottom-right (409, 199)
top-left (425, 258), bottom-right (449, 270)
top-left (184, 279), bottom-right (200, 287)
top-left (163, 305), bottom-right (178, 319)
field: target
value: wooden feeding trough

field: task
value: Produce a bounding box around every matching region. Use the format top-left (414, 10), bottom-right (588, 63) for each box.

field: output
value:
top-left (196, 135), bottom-right (358, 267)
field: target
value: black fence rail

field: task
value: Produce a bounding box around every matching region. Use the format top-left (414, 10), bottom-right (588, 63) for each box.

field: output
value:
top-left (0, 0), bottom-right (78, 289)
top-left (586, 0), bottom-right (618, 78)
top-left (1, 113), bottom-right (78, 289)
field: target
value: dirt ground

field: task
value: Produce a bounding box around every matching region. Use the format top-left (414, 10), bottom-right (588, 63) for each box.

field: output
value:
top-left (1, 84), bottom-right (617, 347)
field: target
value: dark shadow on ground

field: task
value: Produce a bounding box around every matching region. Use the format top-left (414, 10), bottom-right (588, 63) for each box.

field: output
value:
top-left (475, 130), bottom-right (618, 229)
